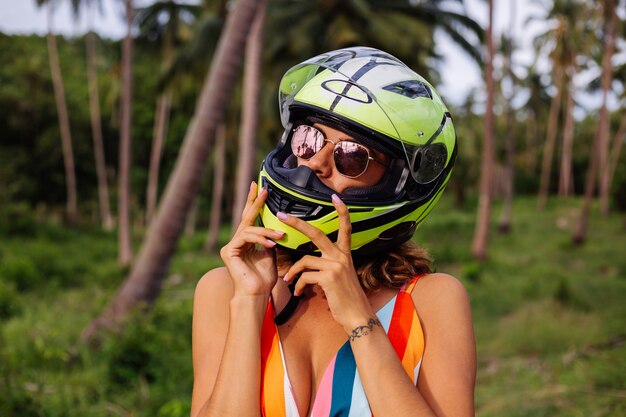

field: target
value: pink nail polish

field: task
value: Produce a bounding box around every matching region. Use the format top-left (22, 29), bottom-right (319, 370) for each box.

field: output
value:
top-left (277, 212), bottom-right (288, 221)
top-left (283, 274), bottom-right (289, 282)
top-left (331, 194), bottom-right (342, 204)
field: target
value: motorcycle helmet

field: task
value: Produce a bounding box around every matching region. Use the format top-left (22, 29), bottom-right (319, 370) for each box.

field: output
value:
top-left (258, 46), bottom-right (457, 256)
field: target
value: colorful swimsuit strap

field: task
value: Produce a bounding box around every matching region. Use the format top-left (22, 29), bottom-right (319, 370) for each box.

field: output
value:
top-left (260, 274), bottom-right (426, 417)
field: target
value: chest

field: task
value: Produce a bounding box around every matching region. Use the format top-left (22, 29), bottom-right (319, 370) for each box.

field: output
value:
top-left (270, 288), bottom-right (397, 416)
top-left (275, 294), bottom-right (342, 409)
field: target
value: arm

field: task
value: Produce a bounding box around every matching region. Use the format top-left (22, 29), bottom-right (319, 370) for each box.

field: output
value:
top-left (279, 195), bottom-right (475, 417)
top-left (191, 182), bottom-right (282, 417)
top-left (413, 273), bottom-right (476, 416)
top-left (191, 268), bottom-right (269, 417)
top-left (350, 273), bottom-right (476, 417)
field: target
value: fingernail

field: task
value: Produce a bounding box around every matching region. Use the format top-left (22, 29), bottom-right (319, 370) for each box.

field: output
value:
top-left (331, 194), bottom-right (342, 204)
top-left (283, 274), bottom-right (289, 282)
top-left (277, 212), bottom-right (288, 221)
top-left (274, 230), bottom-right (285, 236)
top-left (266, 239), bottom-right (276, 246)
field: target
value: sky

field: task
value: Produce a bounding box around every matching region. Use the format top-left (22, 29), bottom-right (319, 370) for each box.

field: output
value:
top-left (0, 0), bottom-right (576, 108)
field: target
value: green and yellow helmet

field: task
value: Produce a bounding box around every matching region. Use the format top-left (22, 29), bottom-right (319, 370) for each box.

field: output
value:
top-left (258, 47), bottom-right (457, 255)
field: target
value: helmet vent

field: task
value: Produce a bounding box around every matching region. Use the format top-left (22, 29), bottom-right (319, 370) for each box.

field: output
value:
top-left (382, 80), bottom-right (432, 99)
top-left (265, 182), bottom-right (333, 219)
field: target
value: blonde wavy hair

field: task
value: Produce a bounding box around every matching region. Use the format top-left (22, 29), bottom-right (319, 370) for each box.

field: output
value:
top-left (276, 240), bottom-right (431, 293)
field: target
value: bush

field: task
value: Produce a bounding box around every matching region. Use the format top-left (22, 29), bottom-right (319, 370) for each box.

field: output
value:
top-left (0, 361), bottom-right (41, 417)
top-left (0, 279), bottom-right (21, 319)
top-left (105, 321), bottom-right (157, 390)
top-left (0, 203), bottom-right (38, 237)
top-left (0, 257), bottom-right (41, 291)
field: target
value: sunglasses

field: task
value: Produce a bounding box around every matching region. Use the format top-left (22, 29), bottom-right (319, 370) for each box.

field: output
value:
top-left (290, 125), bottom-right (386, 178)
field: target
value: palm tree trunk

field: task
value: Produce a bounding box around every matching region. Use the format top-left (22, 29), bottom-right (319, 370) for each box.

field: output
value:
top-left (146, 90), bottom-right (172, 225)
top-left (558, 64), bottom-right (575, 197)
top-left (606, 115), bottom-right (626, 190)
top-left (525, 113), bottom-right (538, 173)
top-left (46, 7), bottom-right (78, 226)
top-left (87, 30), bottom-right (114, 230)
top-left (206, 123), bottom-right (227, 252)
top-left (572, 0), bottom-right (616, 244)
top-left (498, 3), bottom-right (516, 234)
top-left (598, 0), bottom-right (618, 216)
top-left (498, 100), bottom-right (515, 233)
top-left (146, 29), bottom-right (174, 226)
top-left (472, 0), bottom-right (494, 260)
top-left (82, 0), bottom-right (262, 341)
top-left (231, 0), bottom-right (267, 229)
top-left (538, 65), bottom-right (564, 209)
top-left (118, 0), bottom-right (134, 265)
top-left (185, 197), bottom-right (199, 236)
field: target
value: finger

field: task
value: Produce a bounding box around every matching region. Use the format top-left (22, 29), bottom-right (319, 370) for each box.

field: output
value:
top-left (232, 226), bottom-right (284, 246)
top-left (283, 255), bottom-right (333, 283)
top-left (293, 271), bottom-right (324, 297)
top-left (240, 181), bottom-right (258, 220)
top-left (241, 186), bottom-right (268, 226)
top-left (232, 229), bottom-right (279, 249)
top-left (277, 212), bottom-right (337, 254)
top-left (331, 194), bottom-right (352, 252)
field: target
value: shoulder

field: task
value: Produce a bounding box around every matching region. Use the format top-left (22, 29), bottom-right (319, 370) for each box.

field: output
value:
top-left (411, 272), bottom-right (472, 323)
top-left (192, 267), bottom-right (234, 351)
top-left (194, 266), bottom-right (234, 304)
top-left (410, 273), bottom-right (476, 414)
top-left (193, 267), bottom-right (234, 324)
top-left (413, 272), bottom-right (468, 299)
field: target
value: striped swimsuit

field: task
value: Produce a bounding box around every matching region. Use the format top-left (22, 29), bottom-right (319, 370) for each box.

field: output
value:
top-left (260, 275), bottom-right (425, 417)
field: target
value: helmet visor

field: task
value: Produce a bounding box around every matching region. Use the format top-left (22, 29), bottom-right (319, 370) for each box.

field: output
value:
top-left (278, 46), bottom-right (454, 185)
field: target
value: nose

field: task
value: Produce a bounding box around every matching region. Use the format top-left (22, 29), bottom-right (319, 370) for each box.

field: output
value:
top-left (301, 141), bottom-right (334, 177)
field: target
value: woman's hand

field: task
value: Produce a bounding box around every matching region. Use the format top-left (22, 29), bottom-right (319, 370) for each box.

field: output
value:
top-left (220, 182), bottom-right (284, 298)
top-left (280, 194), bottom-right (375, 332)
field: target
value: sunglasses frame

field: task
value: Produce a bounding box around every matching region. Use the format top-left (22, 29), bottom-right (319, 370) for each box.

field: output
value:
top-left (290, 124), bottom-right (385, 179)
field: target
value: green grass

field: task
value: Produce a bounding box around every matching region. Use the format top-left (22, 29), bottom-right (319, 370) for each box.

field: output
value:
top-left (1, 196), bottom-right (625, 416)
top-left (420, 196), bottom-right (626, 416)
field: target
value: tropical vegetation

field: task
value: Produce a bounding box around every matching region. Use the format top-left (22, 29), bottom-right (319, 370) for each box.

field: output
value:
top-left (0, 0), bottom-right (625, 415)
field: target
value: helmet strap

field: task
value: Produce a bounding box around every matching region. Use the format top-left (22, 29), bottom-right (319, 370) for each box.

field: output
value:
top-left (274, 276), bottom-right (303, 325)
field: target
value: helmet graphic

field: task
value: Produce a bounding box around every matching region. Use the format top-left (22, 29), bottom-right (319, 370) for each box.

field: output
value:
top-left (258, 47), bottom-right (457, 255)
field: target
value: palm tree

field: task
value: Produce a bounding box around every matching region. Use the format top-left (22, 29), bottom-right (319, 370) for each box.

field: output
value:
top-left (518, 69), bottom-right (550, 174)
top-left (558, 53), bottom-right (576, 197)
top-left (598, 0), bottom-right (622, 215)
top-left (557, 2), bottom-right (596, 198)
top-left (70, 0), bottom-right (114, 230)
top-left (206, 122), bottom-right (227, 252)
top-left (158, 0), bottom-right (227, 83)
top-left (118, 0), bottom-right (134, 265)
top-left (605, 65), bottom-right (626, 193)
top-left (83, 0), bottom-right (263, 340)
top-left (573, 0), bottom-right (618, 244)
top-left (266, 0), bottom-right (484, 81)
top-left (471, 0), bottom-right (494, 261)
top-left (231, 0), bottom-right (267, 228)
top-left (136, 0), bottom-right (201, 226)
top-left (36, 0), bottom-right (78, 225)
top-left (534, 0), bottom-right (595, 208)
top-left (497, 0), bottom-right (518, 233)
top-left (535, 15), bottom-right (567, 209)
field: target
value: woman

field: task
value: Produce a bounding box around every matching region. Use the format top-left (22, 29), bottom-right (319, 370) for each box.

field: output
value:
top-left (191, 47), bottom-right (476, 417)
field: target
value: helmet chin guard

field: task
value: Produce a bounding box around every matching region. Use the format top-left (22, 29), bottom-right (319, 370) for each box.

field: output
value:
top-left (259, 47), bottom-right (457, 255)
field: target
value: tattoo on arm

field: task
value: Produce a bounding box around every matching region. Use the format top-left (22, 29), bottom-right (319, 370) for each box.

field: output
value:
top-left (349, 318), bottom-right (382, 341)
